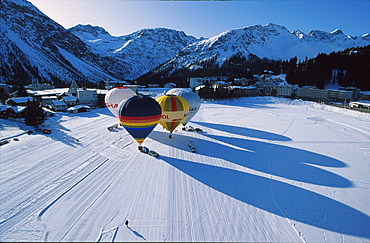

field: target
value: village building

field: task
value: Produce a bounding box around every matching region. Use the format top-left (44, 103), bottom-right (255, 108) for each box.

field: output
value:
top-left (188, 77), bottom-right (204, 89)
top-left (6, 97), bottom-right (34, 106)
top-left (0, 105), bottom-right (27, 119)
top-left (349, 101), bottom-right (370, 109)
top-left (148, 84), bottom-right (160, 88)
top-left (105, 80), bottom-right (129, 90)
top-left (229, 86), bottom-right (258, 97)
top-left (50, 100), bottom-right (67, 111)
top-left (274, 84), bottom-right (298, 97)
top-left (60, 95), bottom-right (77, 107)
top-left (164, 83), bottom-right (176, 88)
top-left (188, 76), bottom-right (230, 88)
top-left (67, 105), bottom-right (91, 113)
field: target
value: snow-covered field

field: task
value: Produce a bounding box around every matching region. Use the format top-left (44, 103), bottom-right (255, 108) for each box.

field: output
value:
top-left (1, 95), bottom-right (369, 242)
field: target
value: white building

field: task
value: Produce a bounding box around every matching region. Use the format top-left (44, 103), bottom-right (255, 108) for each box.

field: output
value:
top-left (76, 88), bottom-right (97, 105)
top-left (275, 84), bottom-right (297, 97)
top-left (188, 77), bottom-right (204, 88)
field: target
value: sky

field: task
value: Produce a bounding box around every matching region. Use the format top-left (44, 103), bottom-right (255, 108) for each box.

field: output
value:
top-left (27, 0), bottom-right (370, 39)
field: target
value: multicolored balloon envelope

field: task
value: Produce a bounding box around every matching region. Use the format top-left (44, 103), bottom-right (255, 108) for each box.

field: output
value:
top-left (118, 95), bottom-right (161, 145)
top-left (105, 87), bottom-right (136, 117)
top-left (166, 88), bottom-right (201, 126)
top-left (156, 95), bottom-right (189, 137)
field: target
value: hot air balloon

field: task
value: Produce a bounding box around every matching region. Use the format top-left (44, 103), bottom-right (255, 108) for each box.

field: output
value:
top-left (105, 87), bottom-right (136, 117)
top-left (118, 95), bottom-right (161, 148)
top-left (166, 88), bottom-right (201, 128)
top-left (156, 94), bottom-right (189, 138)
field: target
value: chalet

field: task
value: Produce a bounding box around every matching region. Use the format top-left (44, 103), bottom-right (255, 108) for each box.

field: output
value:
top-left (40, 96), bottom-right (59, 107)
top-left (67, 105), bottom-right (91, 113)
top-left (61, 96), bottom-right (77, 107)
top-left (0, 106), bottom-right (27, 119)
top-left (50, 100), bottom-right (67, 111)
top-left (6, 97), bottom-right (33, 106)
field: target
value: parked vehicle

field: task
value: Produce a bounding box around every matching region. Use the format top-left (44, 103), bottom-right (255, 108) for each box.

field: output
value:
top-left (138, 146), bottom-right (149, 153)
top-left (42, 129), bottom-right (52, 134)
top-left (188, 141), bottom-right (196, 153)
top-left (187, 126), bottom-right (195, 131)
top-left (188, 141), bottom-right (194, 148)
top-left (148, 150), bottom-right (159, 157)
top-left (0, 139), bottom-right (10, 146)
top-left (194, 128), bottom-right (203, 132)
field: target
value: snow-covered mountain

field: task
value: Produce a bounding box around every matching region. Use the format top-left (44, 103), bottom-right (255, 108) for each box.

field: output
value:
top-left (69, 25), bottom-right (199, 80)
top-left (0, 0), bottom-right (124, 85)
top-left (1, 0), bottom-right (369, 86)
top-left (150, 23), bottom-right (370, 75)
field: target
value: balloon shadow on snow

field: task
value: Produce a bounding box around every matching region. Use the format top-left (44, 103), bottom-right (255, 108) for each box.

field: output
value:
top-left (203, 97), bottom-right (282, 109)
top-left (159, 156), bottom-right (370, 238)
top-left (192, 121), bottom-right (291, 141)
top-left (151, 130), bottom-right (351, 188)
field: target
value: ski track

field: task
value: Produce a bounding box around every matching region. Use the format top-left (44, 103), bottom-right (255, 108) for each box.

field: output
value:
top-left (1, 99), bottom-right (370, 242)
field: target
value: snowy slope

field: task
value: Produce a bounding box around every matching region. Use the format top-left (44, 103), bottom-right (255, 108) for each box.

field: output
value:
top-left (69, 25), bottom-right (199, 79)
top-left (152, 23), bottom-right (370, 75)
top-left (1, 92), bottom-right (370, 242)
top-left (1, 0), bottom-right (123, 84)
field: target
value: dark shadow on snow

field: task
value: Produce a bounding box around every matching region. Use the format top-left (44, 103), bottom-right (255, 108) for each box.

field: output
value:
top-left (127, 226), bottom-right (146, 241)
top-left (203, 96), bottom-right (283, 109)
top-left (151, 130), bottom-right (351, 188)
top-left (192, 121), bottom-right (291, 141)
top-left (159, 156), bottom-right (370, 238)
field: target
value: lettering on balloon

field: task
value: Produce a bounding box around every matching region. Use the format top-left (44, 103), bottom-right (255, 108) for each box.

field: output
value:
top-left (105, 103), bottom-right (118, 108)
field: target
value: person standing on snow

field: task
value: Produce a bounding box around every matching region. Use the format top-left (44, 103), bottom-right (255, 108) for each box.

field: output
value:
top-left (125, 219), bottom-right (129, 227)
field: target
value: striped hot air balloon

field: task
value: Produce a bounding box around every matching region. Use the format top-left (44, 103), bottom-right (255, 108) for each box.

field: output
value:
top-left (156, 94), bottom-right (189, 138)
top-left (118, 95), bottom-right (161, 146)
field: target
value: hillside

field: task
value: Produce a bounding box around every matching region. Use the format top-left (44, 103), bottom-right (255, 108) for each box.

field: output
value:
top-left (1, 0), bottom-right (120, 86)
top-left (1, 91), bottom-right (369, 242)
top-left (2, 0), bottom-right (369, 87)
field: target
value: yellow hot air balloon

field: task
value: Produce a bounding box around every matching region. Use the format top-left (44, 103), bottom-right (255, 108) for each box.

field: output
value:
top-left (156, 95), bottom-right (189, 138)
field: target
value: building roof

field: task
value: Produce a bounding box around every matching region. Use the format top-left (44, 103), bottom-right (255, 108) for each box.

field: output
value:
top-left (63, 96), bottom-right (77, 102)
top-left (67, 105), bottom-right (91, 111)
top-left (52, 100), bottom-right (67, 106)
top-left (8, 97), bottom-right (33, 103)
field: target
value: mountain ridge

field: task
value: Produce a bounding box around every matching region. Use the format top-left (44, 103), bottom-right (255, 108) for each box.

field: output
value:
top-left (1, 0), bottom-right (369, 86)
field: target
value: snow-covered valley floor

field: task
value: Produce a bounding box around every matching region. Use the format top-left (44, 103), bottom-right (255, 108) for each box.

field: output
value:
top-left (1, 96), bottom-right (369, 242)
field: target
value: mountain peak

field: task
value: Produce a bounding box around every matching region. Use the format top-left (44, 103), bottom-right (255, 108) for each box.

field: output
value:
top-left (331, 29), bottom-right (345, 35)
top-left (69, 24), bottom-right (111, 37)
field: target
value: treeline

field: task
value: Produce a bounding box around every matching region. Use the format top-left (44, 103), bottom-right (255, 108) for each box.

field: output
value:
top-left (286, 45), bottom-right (370, 90)
top-left (137, 45), bottom-right (370, 91)
top-left (137, 53), bottom-right (288, 86)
